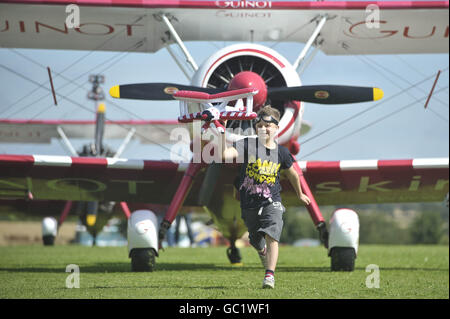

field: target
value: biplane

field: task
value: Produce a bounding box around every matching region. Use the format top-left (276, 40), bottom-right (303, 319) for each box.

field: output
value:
top-left (0, 0), bottom-right (448, 271)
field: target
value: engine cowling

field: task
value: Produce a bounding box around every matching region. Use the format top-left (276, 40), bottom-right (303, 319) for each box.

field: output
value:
top-left (191, 43), bottom-right (304, 148)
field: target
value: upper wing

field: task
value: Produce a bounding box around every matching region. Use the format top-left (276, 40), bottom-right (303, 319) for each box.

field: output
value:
top-left (0, 119), bottom-right (187, 145)
top-left (281, 158), bottom-right (449, 205)
top-left (0, 1), bottom-right (447, 54)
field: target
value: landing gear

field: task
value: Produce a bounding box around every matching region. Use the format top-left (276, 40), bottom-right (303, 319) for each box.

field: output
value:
top-left (226, 244), bottom-right (242, 266)
top-left (128, 210), bottom-right (159, 272)
top-left (328, 209), bottom-right (360, 272)
top-left (130, 248), bottom-right (156, 272)
top-left (330, 247), bottom-right (356, 271)
top-left (42, 235), bottom-right (55, 246)
top-left (42, 217), bottom-right (58, 246)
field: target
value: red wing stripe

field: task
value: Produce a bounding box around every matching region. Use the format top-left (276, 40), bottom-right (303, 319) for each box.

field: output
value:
top-left (306, 161), bottom-right (340, 172)
top-left (71, 157), bottom-right (108, 167)
top-left (298, 158), bottom-right (449, 172)
top-left (0, 154), bottom-right (35, 164)
top-left (378, 159), bottom-right (413, 170)
top-left (3, 156), bottom-right (447, 172)
top-left (0, 154), bottom-right (184, 172)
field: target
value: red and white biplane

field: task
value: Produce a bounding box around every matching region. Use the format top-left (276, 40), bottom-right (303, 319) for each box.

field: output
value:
top-left (0, 0), bottom-right (448, 271)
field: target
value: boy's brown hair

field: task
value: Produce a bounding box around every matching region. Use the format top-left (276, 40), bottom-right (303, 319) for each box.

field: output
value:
top-left (257, 105), bottom-right (281, 123)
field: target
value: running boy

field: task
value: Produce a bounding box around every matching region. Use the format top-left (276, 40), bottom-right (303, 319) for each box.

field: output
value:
top-left (221, 105), bottom-right (311, 289)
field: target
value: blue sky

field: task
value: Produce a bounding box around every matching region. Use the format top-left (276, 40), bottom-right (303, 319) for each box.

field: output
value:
top-left (0, 40), bottom-right (448, 162)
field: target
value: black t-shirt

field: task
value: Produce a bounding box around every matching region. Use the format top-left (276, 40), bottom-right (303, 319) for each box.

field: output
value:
top-left (233, 137), bottom-right (294, 209)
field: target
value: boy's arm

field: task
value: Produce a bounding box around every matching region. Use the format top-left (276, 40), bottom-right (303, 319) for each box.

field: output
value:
top-left (285, 165), bottom-right (311, 206)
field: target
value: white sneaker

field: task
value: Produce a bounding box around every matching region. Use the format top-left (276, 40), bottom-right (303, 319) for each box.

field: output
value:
top-left (258, 246), bottom-right (267, 269)
top-left (262, 275), bottom-right (275, 289)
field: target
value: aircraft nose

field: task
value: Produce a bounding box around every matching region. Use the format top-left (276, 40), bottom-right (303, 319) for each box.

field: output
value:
top-left (228, 71), bottom-right (267, 110)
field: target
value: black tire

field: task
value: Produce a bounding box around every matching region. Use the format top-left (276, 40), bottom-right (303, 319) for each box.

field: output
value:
top-left (130, 248), bottom-right (156, 272)
top-left (330, 247), bottom-right (356, 271)
top-left (43, 235), bottom-right (55, 246)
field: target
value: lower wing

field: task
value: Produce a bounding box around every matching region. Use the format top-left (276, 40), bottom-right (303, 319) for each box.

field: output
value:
top-left (1, 155), bottom-right (447, 206)
top-left (282, 158), bottom-right (449, 205)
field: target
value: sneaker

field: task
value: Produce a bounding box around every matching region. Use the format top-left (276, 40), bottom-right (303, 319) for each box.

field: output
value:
top-left (258, 246), bottom-right (267, 269)
top-left (262, 274), bottom-right (275, 289)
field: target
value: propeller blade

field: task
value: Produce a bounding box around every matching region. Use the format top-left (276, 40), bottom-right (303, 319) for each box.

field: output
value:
top-left (267, 85), bottom-right (383, 104)
top-left (109, 83), bottom-right (225, 100)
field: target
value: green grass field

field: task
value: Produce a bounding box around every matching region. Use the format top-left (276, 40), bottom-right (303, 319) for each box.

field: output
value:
top-left (0, 245), bottom-right (448, 299)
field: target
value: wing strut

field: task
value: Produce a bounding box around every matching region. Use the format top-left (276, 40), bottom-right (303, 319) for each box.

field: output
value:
top-left (160, 14), bottom-right (198, 73)
top-left (163, 40), bottom-right (193, 81)
top-left (56, 126), bottom-right (78, 156)
top-left (58, 200), bottom-right (73, 228)
top-left (113, 128), bottom-right (136, 159)
top-left (158, 161), bottom-right (206, 248)
top-left (293, 15), bottom-right (328, 72)
top-left (291, 157), bottom-right (329, 249)
top-left (298, 44), bottom-right (321, 76)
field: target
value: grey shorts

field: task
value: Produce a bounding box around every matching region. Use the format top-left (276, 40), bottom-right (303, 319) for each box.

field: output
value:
top-left (241, 202), bottom-right (286, 250)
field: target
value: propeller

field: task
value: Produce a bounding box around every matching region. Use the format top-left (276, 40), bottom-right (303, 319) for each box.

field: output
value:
top-left (110, 82), bottom-right (383, 105)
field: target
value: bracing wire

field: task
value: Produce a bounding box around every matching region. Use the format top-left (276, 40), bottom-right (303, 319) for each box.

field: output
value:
top-left (0, 64), bottom-right (191, 162)
top-left (299, 86), bottom-right (448, 160)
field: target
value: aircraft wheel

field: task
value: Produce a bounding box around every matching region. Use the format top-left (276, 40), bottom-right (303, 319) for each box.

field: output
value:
top-left (226, 246), bottom-right (242, 265)
top-left (130, 248), bottom-right (156, 272)
top-left (42, 235), bottom-right (55, 246)
top-left (330, 247), bottom-right (356, 271)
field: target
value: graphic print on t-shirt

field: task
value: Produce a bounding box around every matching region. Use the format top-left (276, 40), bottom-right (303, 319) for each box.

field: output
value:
top-left (235, 137), bottom-right (293, 209)
top-left (240, 154), bottom-right (281, 199)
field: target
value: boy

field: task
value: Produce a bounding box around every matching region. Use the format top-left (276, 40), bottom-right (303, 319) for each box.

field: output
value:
top-left (221, 105), bottom-right (311, 289)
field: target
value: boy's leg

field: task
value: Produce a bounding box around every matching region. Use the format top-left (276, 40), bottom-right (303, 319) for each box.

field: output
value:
top-left (241, 208), bottom-right (268, 268)
top-left (262, 234), bottom-right (278, 288)
top-left (248, 231), bottom-right (266, 251)
top-left (242, 208), bottom-right (266, 251)
top-left (265, 234), bottom-right (279, 272)
top-left (259, 202), bottom-right (284, 289)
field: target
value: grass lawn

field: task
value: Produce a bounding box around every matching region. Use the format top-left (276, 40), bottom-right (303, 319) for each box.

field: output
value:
top-left (0, 245), bottom-right (448, 299)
